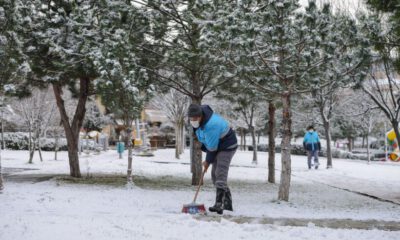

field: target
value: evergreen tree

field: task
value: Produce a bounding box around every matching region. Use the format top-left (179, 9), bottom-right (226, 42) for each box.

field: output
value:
top-left (4, 1), bottom-right (153, 178)
top-left (367, 0), bottom-right (400, 71)
top-left (140, 0), bottom-right (235, 185)
top-left (307, 4), bottom-right (368, 168)
top-left (201, 0), bottom-right (367, 201)
top-left (0, 0), bottom-right (30, 97)
top-left (95, 1), bottom-right (153, 184)
top-left (14, 0), bottom-right (106, 177)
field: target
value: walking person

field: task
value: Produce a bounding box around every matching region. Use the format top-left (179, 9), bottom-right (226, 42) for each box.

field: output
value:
top-left (303, 125), bottom-right (321, 169)
top-left (188, 104), bottom-right (238, 214)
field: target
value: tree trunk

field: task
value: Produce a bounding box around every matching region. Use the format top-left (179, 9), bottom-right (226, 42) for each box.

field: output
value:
top-left (240, 128), bottom-right (244, 150)
top-left (54, 131), bottom-right (59, 161)
top-left (192, 138), bottom-right (202, 185)
top-left (180, 122), bottom-right (185, 154)
top-left (179, 123), bottom-right (182, 153)
top-left (177, 122), bottom-right (181, 155)
top-left (268, 101), bottom-right (276, 184)
top-left (0, 147), bottom-right (4, 191)
top-left (126, 127), bottom-right (133, 184)
top-left (1, 116), bottom-right (4, 150)
top-left (367, 133), bottom-right (370, 164)
top-left (28, 140), bottom-right (35, 164)
top-left (362, 135), bottom-right (365, 149)
top-left (244, 131), bottom-right (247, 150)
top-left (36, 128), bottom-right (43, 162)
top-left (347, 137), bottom-right (353, 152)
top-left (66, 138), bottom-right (81, 177)
top-left (177, 121), bottom-right (185, 155)
top-left (191, 97), bottom-right (202, 186)
top-left (250, 126), bottom-right (257, 164)
top-left (38, 138), bottom-right (43, 162)
top-left (323, 120), bottom-right (333, 168)
top-left (52, 77), bottom-right (89, 178)
top-left (278, 92), bottom-right (292, 201)
top-left (257, 131), bottom-right (261, 144)
top-left (28, 126), bottom-right (32, 160)
top-left (175, 123), bottom-right (180, 159)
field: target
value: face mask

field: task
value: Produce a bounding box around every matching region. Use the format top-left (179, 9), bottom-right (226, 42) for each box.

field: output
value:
top-left (309, 130), bottom-right (314, 133)
top-left (190, 120), bottom-right (200, 128)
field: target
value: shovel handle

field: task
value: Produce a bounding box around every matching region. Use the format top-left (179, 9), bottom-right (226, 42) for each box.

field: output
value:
top-left (192, 168), bottom-right (207, 203)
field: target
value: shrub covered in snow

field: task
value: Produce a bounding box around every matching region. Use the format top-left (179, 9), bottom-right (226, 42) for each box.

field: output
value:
top-left (3, 132), bottom-right (104, 152)
top-left (3, 132), bottom-right (68, 151)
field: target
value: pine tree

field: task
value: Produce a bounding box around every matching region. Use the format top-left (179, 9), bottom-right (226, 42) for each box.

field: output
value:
top-left (367, 0), bottom-right (400, 71)
top-left (140, 0), bottom-right (235, 185)
top-left (13, 0), bottom-right (108, 177)
top-left (306, 4), bottom-right (368, 168)
top-left (0, 0), bottom-right (31, 97)
top-left (5, 1), bottom-right (153, 178)
top-left (95, 1), bottom-right (153, 185)
top-left (201, 0), bottom-right (368, 201)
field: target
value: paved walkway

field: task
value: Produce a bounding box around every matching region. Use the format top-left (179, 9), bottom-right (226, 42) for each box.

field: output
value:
top-left (290, 161), bottom-right (400, 205)
top-left (196, 215), bottom-right (400, 231)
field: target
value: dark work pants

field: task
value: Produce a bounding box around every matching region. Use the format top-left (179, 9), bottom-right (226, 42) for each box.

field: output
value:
top-left (211, 150), bottom-right (236, 190)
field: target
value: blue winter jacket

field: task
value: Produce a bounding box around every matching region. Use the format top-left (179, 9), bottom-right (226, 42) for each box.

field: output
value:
top-left (194, 105), bottom-right (237, 164)
top-left (303, 131), bottom-right (321, 151)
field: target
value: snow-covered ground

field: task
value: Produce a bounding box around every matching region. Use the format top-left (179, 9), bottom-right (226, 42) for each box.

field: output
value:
top-left (1, 149), bottom-right (400, 240)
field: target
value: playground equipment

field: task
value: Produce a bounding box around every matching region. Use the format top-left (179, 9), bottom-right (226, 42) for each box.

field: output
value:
top-left (386, 129), bottom-right (400, 162)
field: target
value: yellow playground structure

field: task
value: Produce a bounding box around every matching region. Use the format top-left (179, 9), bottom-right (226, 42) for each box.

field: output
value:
top-left (386, 129), bottom-right (400, 161)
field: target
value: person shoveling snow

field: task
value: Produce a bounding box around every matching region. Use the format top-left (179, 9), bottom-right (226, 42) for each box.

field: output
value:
top-left (186, 104), bottom-right (238, 215)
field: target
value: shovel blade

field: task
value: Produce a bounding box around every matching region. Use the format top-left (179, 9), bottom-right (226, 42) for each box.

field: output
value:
top-left (182, 203), bottom-right (206, 214)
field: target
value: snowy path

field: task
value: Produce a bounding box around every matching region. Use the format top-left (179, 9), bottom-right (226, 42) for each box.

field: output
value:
top-left (1, 149), bottom-right (400, 240)
top-left (2, 181), bottom-right (399, 240)
top-left (195, 215), bottom-right (400, 231)
top-left (289, 160), bottom-right (400, 205)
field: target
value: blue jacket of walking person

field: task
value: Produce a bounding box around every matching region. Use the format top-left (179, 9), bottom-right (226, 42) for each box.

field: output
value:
top-left (303, 131), bottom-right (321, 151)
top-left (194, 105), bottom-right (238, 164)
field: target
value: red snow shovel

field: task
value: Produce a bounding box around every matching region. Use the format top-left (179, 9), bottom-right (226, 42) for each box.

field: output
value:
top-left (181, 168), bottom-right (207, 214)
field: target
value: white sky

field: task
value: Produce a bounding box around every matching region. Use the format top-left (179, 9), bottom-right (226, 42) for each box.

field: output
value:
top-left (300, 0), bottom-right (367, 16)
